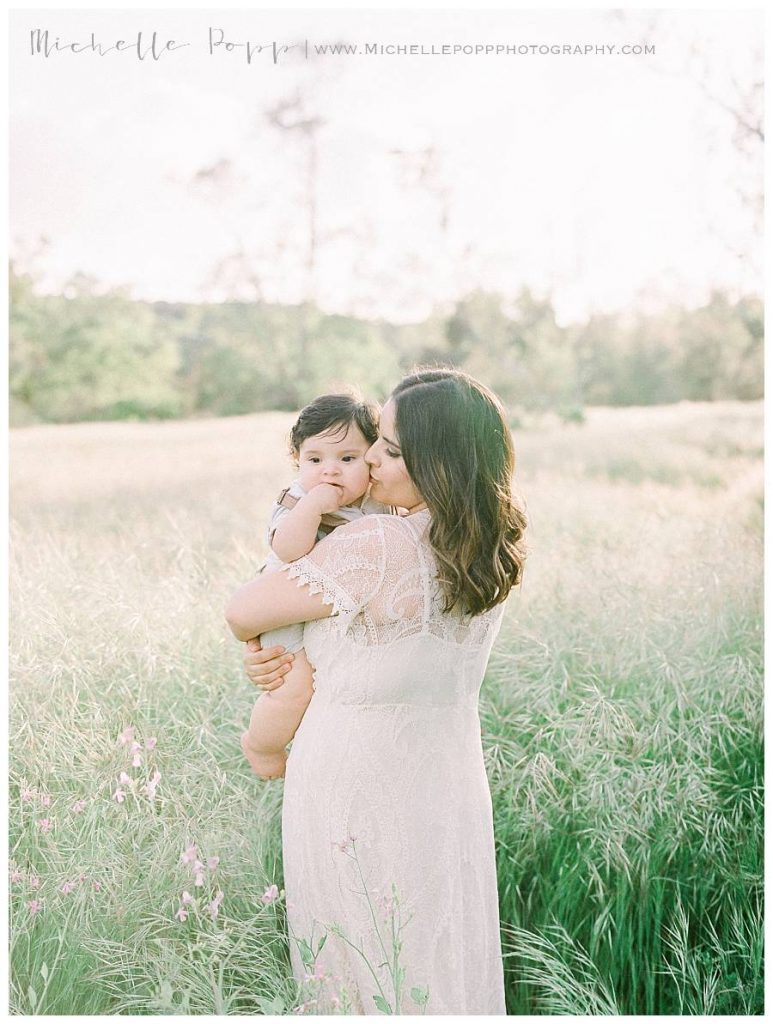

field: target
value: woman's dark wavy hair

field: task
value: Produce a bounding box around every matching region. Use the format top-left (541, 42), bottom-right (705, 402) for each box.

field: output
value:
top-left (392, 368), bottom-right (527, 617)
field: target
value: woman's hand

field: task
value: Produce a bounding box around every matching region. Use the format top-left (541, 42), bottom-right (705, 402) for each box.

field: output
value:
top-left (243, 637), bottom-right (295, 692)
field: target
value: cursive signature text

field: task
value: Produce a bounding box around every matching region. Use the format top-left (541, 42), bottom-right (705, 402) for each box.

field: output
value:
top-left (30, 29), bottom-right (189, 61)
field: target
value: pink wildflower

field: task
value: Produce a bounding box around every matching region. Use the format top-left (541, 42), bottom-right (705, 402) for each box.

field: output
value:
top-left (27, 899), bottom-right (43, 914)
top-left (39, 794), bottom-right (52, 808)
top-left (207, 856), bottom-right (220, 871)
top-left (132, 752), bottom-right (143, 768)
top-left (208, 890), bottom-right (224, 919)
top-left (29, 875), bottom-right (41, 890)
top-left (142, 770), bottom-right (161, 801)
top-left (118, 772), bottom-right (132, 785)
top-left (71, 799), bottom-right (87, 814)
top-left (180, 843), bottom-right (197, 865)
top-left (38, 818), bottom-right (52, 833)
top-left (261, 884), bottom-right (280, 904)
top-left (10, 870), bottom-right (23, 884)
top-left (112, 788), bottom-right (125, 804)
top-left (175, 907), bottom-right (189, 922)
top-left (117, 726), bottom-right (135, 746)
top-left (21, 788), bottom-right (36, 802)
top-left (92, 881), bottom-right (102, 892)
top-left (181, 890), bottom-right (194, 906)
top-left (79, 873), bottom-right (87, 882)
top-left (60, 881), bottom-right (76, 895)
top-left (194, 869), bottom-right (205, 888)
top-left (145, 737), bottom-right (157, 750)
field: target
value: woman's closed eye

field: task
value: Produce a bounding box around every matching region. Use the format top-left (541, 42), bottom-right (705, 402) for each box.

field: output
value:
top-left (376, 434), bottom-right (402, 459)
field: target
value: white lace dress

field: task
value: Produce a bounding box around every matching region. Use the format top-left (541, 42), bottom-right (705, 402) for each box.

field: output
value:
top-left (280, 509), bottom-right (507, 1015)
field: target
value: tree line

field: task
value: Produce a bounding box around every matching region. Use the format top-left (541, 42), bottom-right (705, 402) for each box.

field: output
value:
top-left (9, 264), bottom-right (762, 426)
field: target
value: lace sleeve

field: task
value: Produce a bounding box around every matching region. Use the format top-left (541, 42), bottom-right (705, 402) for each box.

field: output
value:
top-left (280, 516), bottom-right (388, 634)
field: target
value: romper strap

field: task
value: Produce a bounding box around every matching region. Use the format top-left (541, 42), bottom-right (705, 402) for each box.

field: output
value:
top-left (276, 487), bottom-right (299, 510)
top-left (318, 512), bottom-right (350, 535)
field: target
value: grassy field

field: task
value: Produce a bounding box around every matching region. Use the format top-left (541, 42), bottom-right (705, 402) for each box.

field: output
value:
top-left (9, 401), bottom-right (763, 1015)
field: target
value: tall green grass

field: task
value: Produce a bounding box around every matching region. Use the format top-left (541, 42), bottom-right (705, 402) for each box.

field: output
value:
top-left (10, 402), bottom-right (763, 1014)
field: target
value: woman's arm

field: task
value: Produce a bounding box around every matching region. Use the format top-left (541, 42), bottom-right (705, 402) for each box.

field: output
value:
top-left (225, 568), bottom-right (334, 642)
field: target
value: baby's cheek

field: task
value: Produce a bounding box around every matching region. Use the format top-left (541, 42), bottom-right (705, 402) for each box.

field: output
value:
top-left (352, 465), bottom-right (372, 490)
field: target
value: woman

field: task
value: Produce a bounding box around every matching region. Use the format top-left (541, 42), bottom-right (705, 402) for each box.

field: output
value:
top-left (226, 368), bottom-right (527, 1014)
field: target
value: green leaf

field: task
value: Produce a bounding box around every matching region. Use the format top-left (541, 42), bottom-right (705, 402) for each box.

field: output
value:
top-left (373, 994), bottom-right (392, 1014)
top-left (317, 933), bottom-right (327, 953)
top-left (28, 986), bottom-right (38, 1011)
top-left (40, 963), bottom-right (49, 982)
top-left (410, 986), bottom-right (429, 1006)
top-left (257, 995), bottom-right (285, 1014)
top-left (298, 938), bottom-right (314, 968)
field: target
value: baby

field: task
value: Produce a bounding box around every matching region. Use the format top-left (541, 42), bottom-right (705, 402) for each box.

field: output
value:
top-left (240, 392), bottom-right (384, 780)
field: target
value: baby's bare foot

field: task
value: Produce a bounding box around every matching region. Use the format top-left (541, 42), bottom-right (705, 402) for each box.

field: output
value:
top-left (240, 731), bottom-right (287, 780)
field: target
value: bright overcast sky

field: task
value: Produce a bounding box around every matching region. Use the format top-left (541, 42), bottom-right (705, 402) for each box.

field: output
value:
top-left (9, 8), bottom-right (763, 324)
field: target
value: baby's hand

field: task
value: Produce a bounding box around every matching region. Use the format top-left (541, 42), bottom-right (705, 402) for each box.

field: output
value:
top-left (304, 482), bottom-right (345, 515)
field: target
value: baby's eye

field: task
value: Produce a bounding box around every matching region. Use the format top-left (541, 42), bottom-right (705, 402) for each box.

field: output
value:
top-left (342, 455), bottom-right (359, 463)
top-left (307, 457), bottom-right (320, 464)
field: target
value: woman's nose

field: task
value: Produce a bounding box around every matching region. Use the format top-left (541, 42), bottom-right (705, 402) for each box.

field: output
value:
top-left (365, 443), bottom-right (378, 466)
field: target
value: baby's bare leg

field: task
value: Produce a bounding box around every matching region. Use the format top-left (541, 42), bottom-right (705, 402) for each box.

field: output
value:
top-left (241, 649), bottom-right (315, 779)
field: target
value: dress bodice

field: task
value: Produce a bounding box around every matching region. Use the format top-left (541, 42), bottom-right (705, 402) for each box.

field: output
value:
top-left (282, 510), bottom-right (505, 708)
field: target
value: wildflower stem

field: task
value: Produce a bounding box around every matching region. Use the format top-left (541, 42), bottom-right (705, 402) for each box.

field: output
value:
top-left (350, 842), bottom-right (394, 987)
top-left (329, 929), bottom-right (392, 1010)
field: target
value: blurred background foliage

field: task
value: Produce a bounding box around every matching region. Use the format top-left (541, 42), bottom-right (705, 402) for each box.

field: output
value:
top-left (9, 262), bottom-right (763, 427)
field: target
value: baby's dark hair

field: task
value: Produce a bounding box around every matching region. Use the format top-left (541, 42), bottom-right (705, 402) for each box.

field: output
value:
top-left (289, 392), bottom-right (380, 458)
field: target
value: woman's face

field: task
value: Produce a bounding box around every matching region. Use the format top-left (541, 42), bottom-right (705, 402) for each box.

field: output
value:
top-left (366, 399), bottom-right (426, 513)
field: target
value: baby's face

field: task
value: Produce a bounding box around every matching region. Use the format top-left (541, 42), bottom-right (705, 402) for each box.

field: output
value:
top-left (296, 422), bottom-right (372, 508)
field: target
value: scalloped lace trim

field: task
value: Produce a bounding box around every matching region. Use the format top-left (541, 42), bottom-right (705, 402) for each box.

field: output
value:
top-left (281, 558), bottom-right (359, 632)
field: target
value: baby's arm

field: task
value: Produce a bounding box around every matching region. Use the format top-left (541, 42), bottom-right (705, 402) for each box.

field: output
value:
top-left (271, 484), bottom-right (345, 563)
top-left (242, 650), bottom-right (315, 779)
